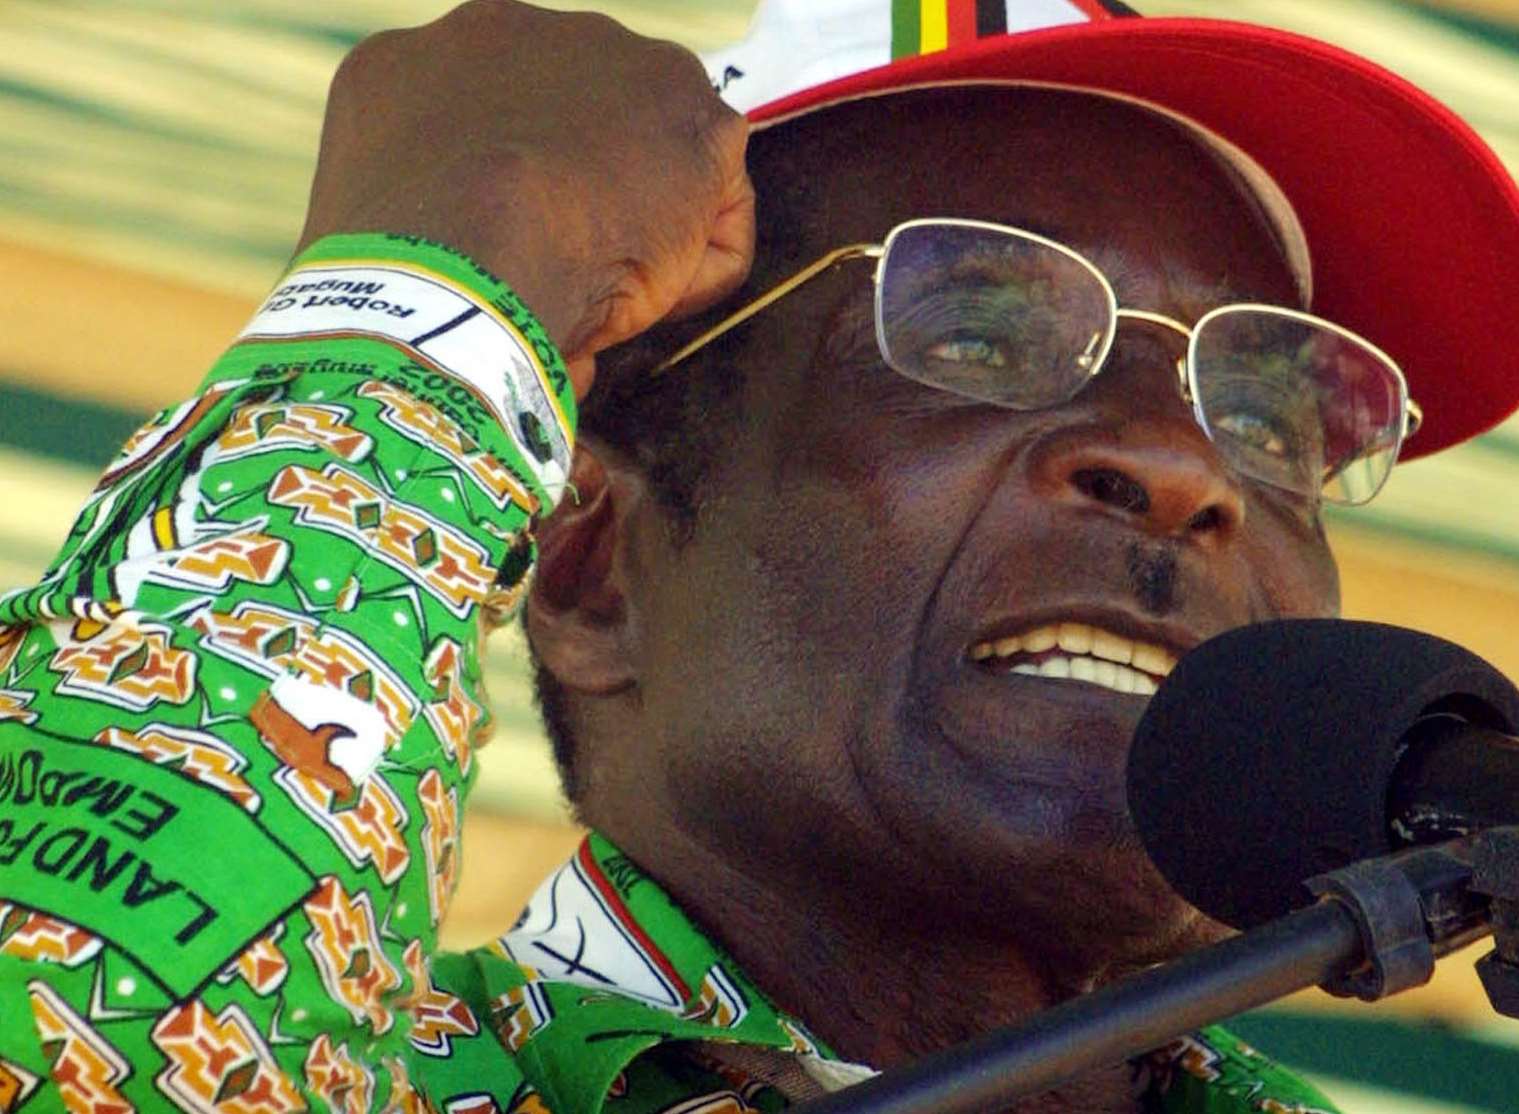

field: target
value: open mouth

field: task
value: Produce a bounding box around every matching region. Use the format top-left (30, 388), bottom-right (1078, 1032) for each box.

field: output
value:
top-left (967, 621), bottom-right (1177, 696)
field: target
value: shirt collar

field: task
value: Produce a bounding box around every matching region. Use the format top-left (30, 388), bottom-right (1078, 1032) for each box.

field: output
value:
top-left (471, 832), bottom-right (875, 1114)
top-left (467, 833), bottom-right (1337, 1114)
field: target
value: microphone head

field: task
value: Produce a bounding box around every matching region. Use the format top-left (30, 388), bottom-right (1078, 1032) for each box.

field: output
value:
top-left (1127, 619), bottom-right (1519, 929)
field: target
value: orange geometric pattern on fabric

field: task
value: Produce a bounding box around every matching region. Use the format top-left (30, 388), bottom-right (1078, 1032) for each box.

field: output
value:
top-left (0, 625), bottom-right (24, 674)
top-left (381, 1055), bottom-right (435, 1114)
top-left (95, 723), bottom-right (262, 812)
top-left (151, 999), bottom-right (307, 1113)
top-left (1170, 1036), bottom-right (1223, 1082)
top-left (216, 402), bottom-right (374, 463)
top-left (27, 980), bottom-right (135, 1114)
top-left (511, 1094), bottom-right (551, 1114)
top-left (110, 419), bottom-right (166, 470)
top-left (0, 905), bottom-right (102, 968)
top-left (49, 620), bottom-right (197, 711)
top-left (267, 463), bottom-right (496, 618)
top-left (422, 637), bottom-right (488, 776)
top-left (683, 966), bottom-right (747, 1030)
top-left (0, 1052), bottom-right (42, 1114)
top-left (778, 1018), bottom-right (820, 1058)
top-left (190, 602), bottom-right (418, 751)
top-left (302, 876), bottom-right (403, 1035)
top-left (0, 689), bottom-right (35, 725)
top-left (187, 601), bottom-right (318, 679)
top-left (489, 982), bottom-right (553, 1055)
top-left (219, 925), bottom-right (290, 997)
top-left (149, 533), bottom-right (290, 591)
top-left (398, 939), bottom-right (480, 1058)
top-left (302, 1034), bottom-right (375, 1114)
top-left (274, 766), bottom-right (412, 885)
top-left (286, 635), bottom-right (417, 753)
top-left (358, 381), bottom-right (538, 514)
top-left (418, 769), bottom-right (462, 928)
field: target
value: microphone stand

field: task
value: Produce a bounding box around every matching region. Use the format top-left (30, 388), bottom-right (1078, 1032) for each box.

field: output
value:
top-left (796, 829), bottom-right (1519, 1114)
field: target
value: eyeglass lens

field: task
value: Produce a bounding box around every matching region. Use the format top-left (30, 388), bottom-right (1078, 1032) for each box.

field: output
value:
top-left (877, 222), bottom-right (1114, 409)
top-left (875, 222), bottom-right (1406, 505)
top-left (1188, 309), bottom-right (1404, 505)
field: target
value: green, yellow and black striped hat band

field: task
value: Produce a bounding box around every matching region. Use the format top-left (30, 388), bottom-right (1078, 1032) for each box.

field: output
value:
top-left (703, 0), bottom-right (1139, 113)
top-left (891, 0), bottom-right (1135, 59)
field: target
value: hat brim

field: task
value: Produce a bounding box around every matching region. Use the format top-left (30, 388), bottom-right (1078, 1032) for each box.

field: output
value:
top-left (748, 18), bottom-right (1519, 461)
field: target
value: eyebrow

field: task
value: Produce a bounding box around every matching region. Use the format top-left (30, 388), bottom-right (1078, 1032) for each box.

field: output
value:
top-left (1082, 243), bottom-right (1278, 319)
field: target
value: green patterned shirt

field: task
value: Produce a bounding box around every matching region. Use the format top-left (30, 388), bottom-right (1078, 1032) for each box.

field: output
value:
top-left (0, 234), bottom-right (1339, 1114)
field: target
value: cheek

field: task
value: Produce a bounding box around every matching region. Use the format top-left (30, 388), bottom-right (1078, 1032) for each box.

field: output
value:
top-left (1241, 501), bottom-right (1341, 618)
top-left (760, 411), bottom-right (1009, 643)
top-left (657, 415), bottom-right (996, 727)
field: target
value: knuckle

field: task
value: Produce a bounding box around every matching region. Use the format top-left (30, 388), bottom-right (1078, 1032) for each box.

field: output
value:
top-left (527, 6), bottom-right (630, 46)
top-left (704, 99), bottom-right (747, 140)
top-left (331, 30), bottom-right (393, 94)
top-left (570, 9), bottom-right (626, 37)
top-left (454, 0), bottom-right (518, 22)
top-left (442, 1), bottom-right (538, 39)
top-left (691, 101), bottom-right (748, 170)
top-left (649, 37), bottom-right (719, 96)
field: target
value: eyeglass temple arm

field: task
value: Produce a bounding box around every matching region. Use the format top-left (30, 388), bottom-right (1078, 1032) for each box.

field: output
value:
top-left (1405, 398), bottom-right (1424, 437)
top-left (652, 243), bottom-right (883, 376)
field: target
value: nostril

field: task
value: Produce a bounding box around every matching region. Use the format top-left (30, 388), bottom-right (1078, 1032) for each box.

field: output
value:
top-left (1187, 506), bottom-right (1228, 533)
top-left (1072, 467), bottom-right (1150, 515)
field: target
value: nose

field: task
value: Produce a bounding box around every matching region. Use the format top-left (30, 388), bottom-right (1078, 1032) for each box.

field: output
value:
top-left (1029, 332), bottom-right (1247, 542)
top-left (1055, 444), bottom-right (1244, 540)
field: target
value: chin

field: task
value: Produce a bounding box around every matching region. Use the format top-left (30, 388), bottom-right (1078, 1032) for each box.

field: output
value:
top-left (1024, 840), bottom-right (1233, 983)
top-left (867, 705), bottom-right (1224, 975)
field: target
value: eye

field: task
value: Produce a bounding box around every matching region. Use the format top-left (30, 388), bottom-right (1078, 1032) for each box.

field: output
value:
top-left (1211, 411), bottom-right (1294, 458)
top-left (923, 337), bottom-right (1009, 368)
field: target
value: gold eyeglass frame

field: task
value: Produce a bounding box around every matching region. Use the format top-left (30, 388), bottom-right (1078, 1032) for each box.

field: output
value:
top-left (652, 218), bottom-right (1422, 504)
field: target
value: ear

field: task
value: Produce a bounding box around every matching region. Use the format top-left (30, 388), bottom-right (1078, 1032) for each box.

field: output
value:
top-left (525, 438), bottom-right (645, 695)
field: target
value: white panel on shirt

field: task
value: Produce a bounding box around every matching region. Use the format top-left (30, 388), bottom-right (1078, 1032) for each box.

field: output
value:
top-left (240, 263), bottom-right (569, 493)
top-left (497, 853), bottom-right (687, 1011)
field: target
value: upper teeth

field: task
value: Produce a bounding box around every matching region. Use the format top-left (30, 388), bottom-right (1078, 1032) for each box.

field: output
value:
top-left (968, 622), bottom-right (1178, 696)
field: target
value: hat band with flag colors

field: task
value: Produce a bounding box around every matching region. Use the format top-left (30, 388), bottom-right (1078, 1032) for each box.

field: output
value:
top-left (890, 0), bottom-right (1135, 58)
top-left (701, 0), bottom-right (1519, 464)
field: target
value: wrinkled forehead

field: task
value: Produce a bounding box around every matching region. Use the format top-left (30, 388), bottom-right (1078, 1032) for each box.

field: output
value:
top-left (749, 83), bottom-right (1312, 304)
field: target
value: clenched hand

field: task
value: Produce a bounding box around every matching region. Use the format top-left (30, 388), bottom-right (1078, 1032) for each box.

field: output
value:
top-left (297, 0), bottom-right (756, 398)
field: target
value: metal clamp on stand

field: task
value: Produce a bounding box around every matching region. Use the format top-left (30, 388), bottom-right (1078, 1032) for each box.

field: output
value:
top-left (1472, 827), bottom-right (1519, 1018)
top-left (795, 836), bottom-right (1502, 1114)
top-left (1306, 841), bottom-right (1486, 1000)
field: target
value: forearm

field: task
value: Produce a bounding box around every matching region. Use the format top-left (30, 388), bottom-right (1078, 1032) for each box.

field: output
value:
top-left (0, 232), bottom-right (572, 1112)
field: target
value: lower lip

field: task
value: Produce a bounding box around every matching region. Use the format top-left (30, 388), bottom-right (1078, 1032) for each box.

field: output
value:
top-left (952, 665), bottom-right (1158, 724)
top-left (924, 664), bottom-right (1152, 791)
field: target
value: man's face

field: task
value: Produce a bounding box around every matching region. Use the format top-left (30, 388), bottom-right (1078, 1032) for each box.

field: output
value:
top-left (585, 88), bottom-right (1341, 967)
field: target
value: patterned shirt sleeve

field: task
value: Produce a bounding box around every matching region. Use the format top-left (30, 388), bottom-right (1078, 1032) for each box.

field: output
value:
top-left (0, 232), bottom-right (575, 1113)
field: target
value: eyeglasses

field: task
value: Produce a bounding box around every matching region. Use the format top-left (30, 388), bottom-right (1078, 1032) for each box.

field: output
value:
top-left (654, 218), bottom-right (1421, 506)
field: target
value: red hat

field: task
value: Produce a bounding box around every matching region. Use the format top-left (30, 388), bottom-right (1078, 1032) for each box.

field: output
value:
top-left (703, 0), bottom-right (1519, 461)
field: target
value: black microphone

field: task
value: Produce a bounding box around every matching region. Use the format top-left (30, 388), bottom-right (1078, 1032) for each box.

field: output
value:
top-left (1126, 619), bottom-right (1519, 930)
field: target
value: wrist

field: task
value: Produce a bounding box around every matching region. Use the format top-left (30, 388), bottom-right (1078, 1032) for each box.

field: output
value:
top-left (244, 232), bottom-right (576, 499)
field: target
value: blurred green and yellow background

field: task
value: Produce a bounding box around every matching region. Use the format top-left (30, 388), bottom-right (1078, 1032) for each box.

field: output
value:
top-left (1, 1), bottom-right (1518, 1109)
